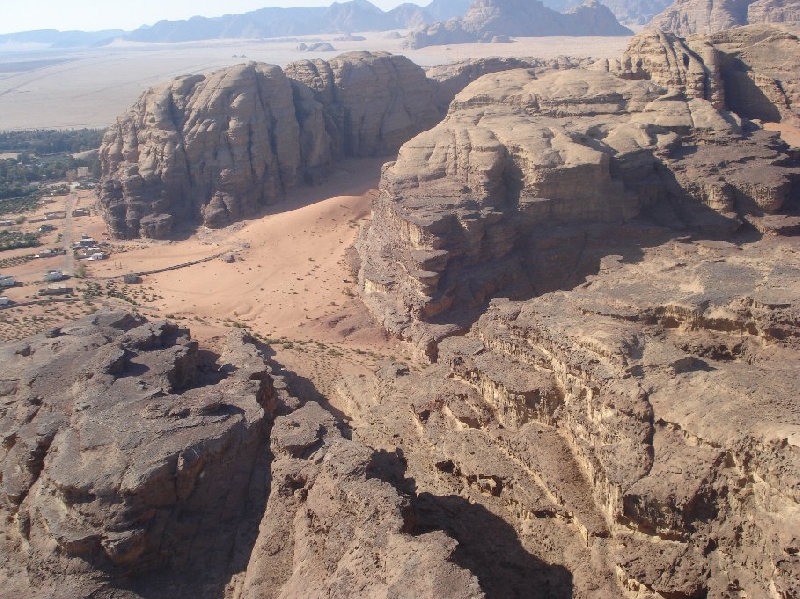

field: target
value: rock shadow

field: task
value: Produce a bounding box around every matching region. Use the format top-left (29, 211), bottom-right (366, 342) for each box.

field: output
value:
top-left (252, 338), bottom-right (354, 431)
top-left (412, 492), bottom-right (573, 599)
top-left (368, 449), bottom-right (573, 599)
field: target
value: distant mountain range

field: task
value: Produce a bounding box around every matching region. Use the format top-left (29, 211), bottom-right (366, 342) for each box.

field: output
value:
top-left (0, 0), bottom-right (470, 47)
top-left (406, 0), bottom-right (633, 48)
top-left (0, 0), bottom-right (648, 49)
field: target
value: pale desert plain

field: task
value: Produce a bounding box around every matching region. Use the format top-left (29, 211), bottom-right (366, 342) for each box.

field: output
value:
top-left (0, 31), bottom-right (632, 130)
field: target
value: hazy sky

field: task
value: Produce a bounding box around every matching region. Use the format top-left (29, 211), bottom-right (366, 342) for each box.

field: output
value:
top-left (0, 1), bottom-right (419, 35)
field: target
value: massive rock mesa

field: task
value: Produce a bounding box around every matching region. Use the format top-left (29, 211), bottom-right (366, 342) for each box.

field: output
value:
top-left (351, 25), bottom-right (800, 598)
top-left (404, 0), bottom-right (632, 49)
top-left (0, 310), bottom-right (286, 596)
top-left (356, 28), bottom-right (800, 356)
top-left (97, 53), bottom-right (440, 239)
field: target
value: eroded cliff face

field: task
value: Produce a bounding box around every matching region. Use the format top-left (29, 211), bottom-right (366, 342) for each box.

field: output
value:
top-left (350, 28), bottom-right (800, 598)
top-left (355, 28), bottom-right (800, 352)
top-left (97, 52), bottom-right (440, 239)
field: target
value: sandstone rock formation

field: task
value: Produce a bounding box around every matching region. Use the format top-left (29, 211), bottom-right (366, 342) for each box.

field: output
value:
top-left (349, 26), bottom-right (800, 598)
top-left (404, 0), bottom-right (633, 50)
top-left (616, 25), bottom-right (800, 123)
top-left (97, 52), bottom-right (440, 239)
top-left (707, 25), bottom-right (800, 125)
top-left (234, 402), bottom-right (484, 599)
top-left (0, 311), bottom-right (285, 596)
top-left (0, 311), bottom-right (484, 598)
top-left (648, 0), bottom-right (800, 35)
top-left (342, 236), bottom-right (800, 598)
top-left (355, 62), bottom-right (799, 351)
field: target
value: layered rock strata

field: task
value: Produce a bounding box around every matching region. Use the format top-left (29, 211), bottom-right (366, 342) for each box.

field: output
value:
top-left (349, 26), bottom-right (800, 598)
top-left (356, 29), bottom-right (800, 355)
top-left (97, 52), bottom-right (440, 239)
top-left (648, 0), bottom-right (800, 35)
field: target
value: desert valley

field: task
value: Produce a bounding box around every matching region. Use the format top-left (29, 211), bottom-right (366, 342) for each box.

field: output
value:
top-left (0, 0), bottom-right (799, 597)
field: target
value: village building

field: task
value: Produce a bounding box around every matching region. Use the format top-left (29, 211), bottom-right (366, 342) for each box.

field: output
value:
top-left (38, 285), bottom-right (71, 296)
top-left (43, 270), bottom-right (64, 282)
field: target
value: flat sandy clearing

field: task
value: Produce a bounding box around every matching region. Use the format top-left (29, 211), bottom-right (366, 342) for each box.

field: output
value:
top-left (90, 158), bottom-right (389, 344)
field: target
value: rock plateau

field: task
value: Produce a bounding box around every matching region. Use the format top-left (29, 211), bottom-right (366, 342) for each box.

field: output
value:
top-left (7, 22), bottom-right (800, 599)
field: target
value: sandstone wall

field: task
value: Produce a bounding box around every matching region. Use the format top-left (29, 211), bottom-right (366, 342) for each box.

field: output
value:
top-left (98, 53), bottom-right (440, 239)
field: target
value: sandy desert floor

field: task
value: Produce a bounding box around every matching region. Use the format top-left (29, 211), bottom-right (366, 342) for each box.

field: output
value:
top-left (0, 158), bottom-right (413, 407)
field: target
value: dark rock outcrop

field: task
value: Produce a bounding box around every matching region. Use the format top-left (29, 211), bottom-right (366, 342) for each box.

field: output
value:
top-left (97, 52), bottom-right (440, 239)
top-left (0, 310), bottom-right (487, 597)
top-left (0, 310), bottom-right (286, 596)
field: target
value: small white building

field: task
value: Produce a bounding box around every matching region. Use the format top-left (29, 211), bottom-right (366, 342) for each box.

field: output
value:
top-left (44, 270), bottom-right (64, 282)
